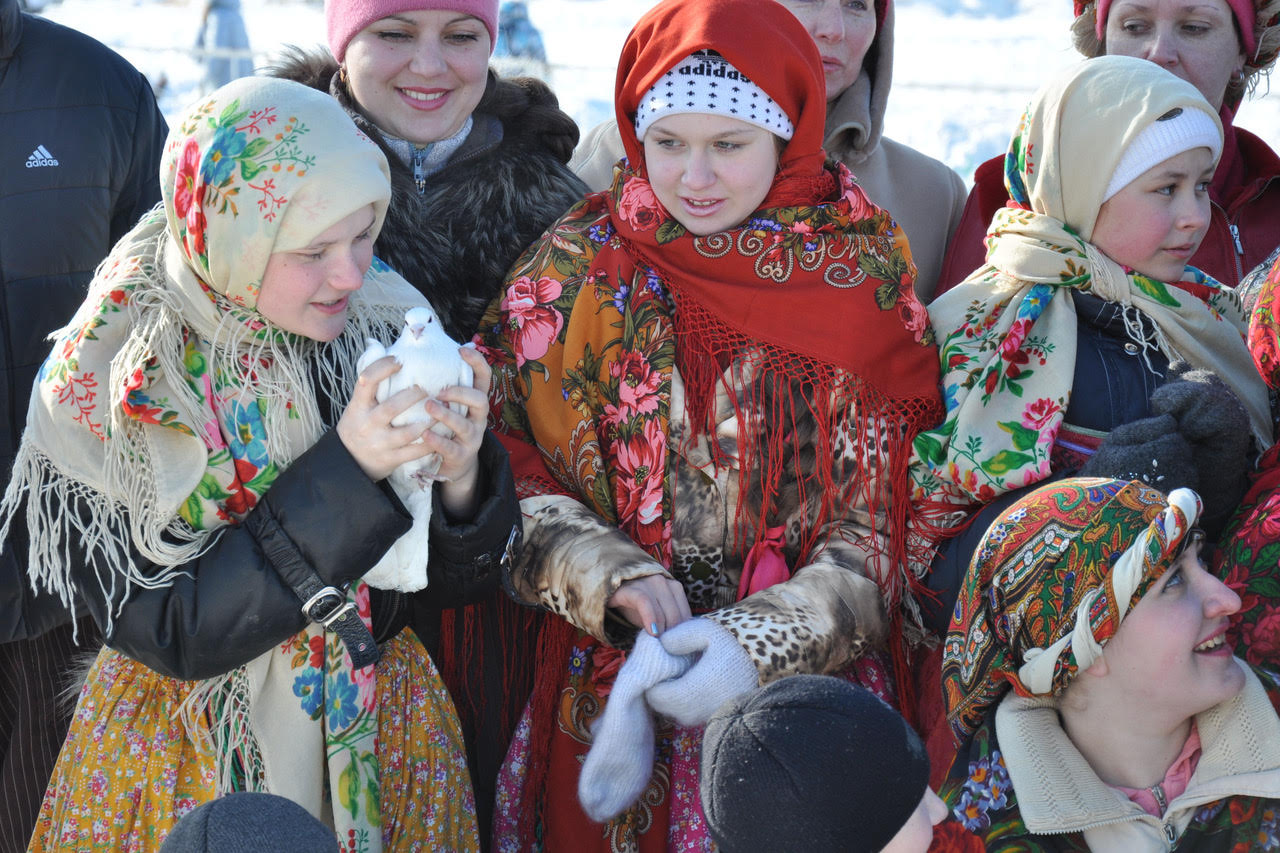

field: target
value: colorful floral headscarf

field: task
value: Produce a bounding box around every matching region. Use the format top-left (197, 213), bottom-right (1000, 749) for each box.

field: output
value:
top-left (911, 57), bottom-right (1270, 512)
top-left (1214, 250), bottom-right (1280, 674)
top-left (942, 477), bottom-right (1202, 742)
top-left (0, 76), bottom-right (426, 844)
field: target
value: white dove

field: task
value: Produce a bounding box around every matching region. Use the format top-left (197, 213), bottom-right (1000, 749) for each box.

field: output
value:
top-left (355, 305), bottom-right (473, 592)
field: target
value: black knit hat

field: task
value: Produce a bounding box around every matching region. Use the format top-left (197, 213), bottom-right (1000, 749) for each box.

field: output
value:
top-left (159, 792), bottom-right (339, 853)
top-left (701, 675), bottom-right (930, 853)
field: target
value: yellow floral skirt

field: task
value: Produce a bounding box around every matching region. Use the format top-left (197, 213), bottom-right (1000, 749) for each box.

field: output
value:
top-left (27, 629), bottom-right (478, 852)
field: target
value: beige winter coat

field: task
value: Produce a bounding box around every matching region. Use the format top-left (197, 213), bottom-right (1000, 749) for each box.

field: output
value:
top-left (996, 663), bottom-right (1280, 851)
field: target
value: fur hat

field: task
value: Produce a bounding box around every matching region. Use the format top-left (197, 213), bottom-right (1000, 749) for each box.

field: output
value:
top-left (701, 675), bottom-right (930, 853)
top-left (159, 793), bottom-right (339, 853)
top-left (325, 0), bottom-right (499, 63)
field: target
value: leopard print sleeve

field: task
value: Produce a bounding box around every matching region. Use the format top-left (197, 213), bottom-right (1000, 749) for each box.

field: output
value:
top-left (702, 405), bottom-right (899, 684)
top-left (508, 494), bottom-right (671, 642)
top-left (704, 531), bottom-right (889, 683)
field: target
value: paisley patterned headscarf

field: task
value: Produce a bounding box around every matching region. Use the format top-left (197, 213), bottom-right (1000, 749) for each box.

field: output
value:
top-left (0, 76), bottom-right (426, 843)
top-left (942, 477), bottom-right (1202, 742)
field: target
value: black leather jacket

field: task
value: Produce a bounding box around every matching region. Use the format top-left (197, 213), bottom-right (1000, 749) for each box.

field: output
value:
top-left (63, 429), bottom-right (518, 680)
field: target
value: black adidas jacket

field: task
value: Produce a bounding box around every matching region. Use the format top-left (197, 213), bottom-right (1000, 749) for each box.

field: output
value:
top-left (0, 0), bottom-right (168, 640)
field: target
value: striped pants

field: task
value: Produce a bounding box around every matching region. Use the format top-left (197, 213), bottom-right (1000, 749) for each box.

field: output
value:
top-left (0, 619), bottom-right (98, 853)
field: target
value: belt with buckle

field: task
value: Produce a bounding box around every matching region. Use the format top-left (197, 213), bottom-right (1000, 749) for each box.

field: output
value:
top-left (247, 504), bottom-right (381, 669)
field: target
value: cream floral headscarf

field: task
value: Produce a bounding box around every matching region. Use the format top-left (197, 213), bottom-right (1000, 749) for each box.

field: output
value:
top-left (912, 57), bottom-right (1272, 515)
top-left (1, 76), bottom-right (426, 845)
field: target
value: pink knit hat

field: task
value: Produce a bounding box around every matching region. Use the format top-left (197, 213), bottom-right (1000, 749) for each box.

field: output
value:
top-left (1087, 0), bottom-right (1257, 55)
top-left (325, 0), bottom-right (500, 63)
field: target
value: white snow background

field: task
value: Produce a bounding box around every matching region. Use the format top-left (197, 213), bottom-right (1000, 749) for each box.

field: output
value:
top-left (34, 0), bottom-right (1280, 184)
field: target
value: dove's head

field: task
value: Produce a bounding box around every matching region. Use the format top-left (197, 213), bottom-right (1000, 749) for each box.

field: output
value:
top-left (403, 307), bottom-right (439, 342)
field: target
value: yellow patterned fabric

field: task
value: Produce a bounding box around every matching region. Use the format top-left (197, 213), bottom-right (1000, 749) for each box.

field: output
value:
top-left (28, 629), bottom-right (479, 853)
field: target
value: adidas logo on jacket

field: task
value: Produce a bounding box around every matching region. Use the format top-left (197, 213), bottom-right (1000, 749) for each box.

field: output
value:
top-left (24, 145), bottom-right (58, 167)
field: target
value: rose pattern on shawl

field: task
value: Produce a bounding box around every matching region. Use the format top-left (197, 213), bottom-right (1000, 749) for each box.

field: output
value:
top-left (173, 139), bottom-right (209, 260)
top-left (615, 179), bottom-right (664, 232)
top-left (838, 178), bottom-right (879, 223)
top-left (500, 275), bottom-right (565, 368)
top-left (900, 292), bottom-right (931, 343)
top-left (911, 281), bottom-right (1062, 506)
top-left (614, 417), bottom-right (667, 549)
top-left (1215, 448), bottom-right (1280, 672)
top-left (603, 349), bottom-right (662, 425)
top-left (352, 584), bottom-right (378, 712)
top-left (1248, 258), bottom-right (1280, 388)
top-left (1021, 398), bottom-right (1062, 430)
top-left (1243, 606), bottom-right (1280, 670)
top-left (928, 821), bottom-right (985, 852)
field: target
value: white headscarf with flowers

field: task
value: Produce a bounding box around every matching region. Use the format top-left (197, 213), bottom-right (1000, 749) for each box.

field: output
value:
top-left (0, 76), bottom-right (427, 844)
top-left (910, 57), bottom-right (1271, 518)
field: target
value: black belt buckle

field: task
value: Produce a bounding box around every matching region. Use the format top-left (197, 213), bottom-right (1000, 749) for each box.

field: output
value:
top-left (302, 586), bottom-right (356, 628)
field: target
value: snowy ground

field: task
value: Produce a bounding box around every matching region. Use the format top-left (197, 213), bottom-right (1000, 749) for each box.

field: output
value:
top-left (37, 0), bottom-right (1280, 184)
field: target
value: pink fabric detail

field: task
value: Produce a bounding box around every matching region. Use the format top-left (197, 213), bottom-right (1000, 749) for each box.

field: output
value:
top-left (1113, 722), bottom-right (1203, 817)
top-left (737, 525), bottom-right (791, 600)
top-left (1093, 0), bottom-right (1256, 55)
top-left (667, 725), bottom-right (714, 852)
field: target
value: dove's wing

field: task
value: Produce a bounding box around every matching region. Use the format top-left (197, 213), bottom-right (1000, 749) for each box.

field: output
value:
top-left (356, 338), bottom-right (389, 376)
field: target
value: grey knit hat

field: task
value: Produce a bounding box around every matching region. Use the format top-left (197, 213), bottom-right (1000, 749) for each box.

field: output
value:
top-left (701, 675), bottom-right (930, 853)
top-left (159, 793), bottom-right (339, 853)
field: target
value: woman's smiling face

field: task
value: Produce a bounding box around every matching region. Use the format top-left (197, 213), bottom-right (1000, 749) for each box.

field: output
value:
top-left (343, 10), bottom-right (491, 144)
top-left (1094, 533), bottom-right (1246, 721)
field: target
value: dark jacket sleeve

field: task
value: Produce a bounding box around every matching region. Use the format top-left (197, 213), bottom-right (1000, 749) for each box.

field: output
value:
top-left (109, 66), bottom-right (168, 244)
top-left (421, 430), bottom-right (521, 604)
top-left (84, 430), bottom-right (412, 680)
top-left (399, 429), bottom-right (521, 649)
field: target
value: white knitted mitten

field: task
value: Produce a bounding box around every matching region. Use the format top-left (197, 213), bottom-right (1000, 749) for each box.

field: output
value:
top-left (645, 618), bottom-right (759, 727)
top-left (577, 631), bottom-right (691, 823)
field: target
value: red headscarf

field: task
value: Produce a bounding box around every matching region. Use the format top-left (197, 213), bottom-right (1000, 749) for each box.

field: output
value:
top-left (614, 0), bottom-right (830, 206)
top-left (607, 0), bottom-right (938, 413)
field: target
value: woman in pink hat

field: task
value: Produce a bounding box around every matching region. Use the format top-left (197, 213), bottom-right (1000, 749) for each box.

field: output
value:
top-left (937, 0), bottom-right (1280, 294)
top-left (270, 2), bottom-right (586, 839)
